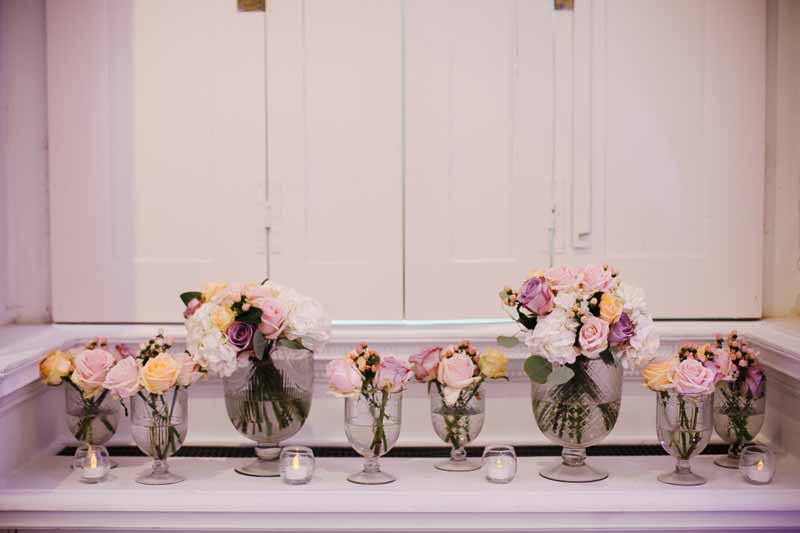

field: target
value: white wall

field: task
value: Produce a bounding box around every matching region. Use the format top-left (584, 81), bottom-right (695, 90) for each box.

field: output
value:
top-left (0, 0), bottom-right (51, 324)
top-left (763, 0), bottom-right (800, 318)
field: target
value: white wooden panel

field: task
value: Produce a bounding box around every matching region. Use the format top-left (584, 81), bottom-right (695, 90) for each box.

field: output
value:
top-left (267, 0), bottom-right (403, 319)
top-left (48, 0), bottom-right (267, 322)
top-left (404, 0), bottom-right (554, 319)
top-left (558, 0), bottom-right (765, 318)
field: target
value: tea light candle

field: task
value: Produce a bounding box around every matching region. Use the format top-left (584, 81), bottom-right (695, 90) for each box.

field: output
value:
top-left (482, 445), bottom-right (517, 484)
top-left (79, 445), bottom-right (110, 484)
top-left (740, 445), bottom-right (775, 485)
top-left (280, 446), bottom-right (315, 485)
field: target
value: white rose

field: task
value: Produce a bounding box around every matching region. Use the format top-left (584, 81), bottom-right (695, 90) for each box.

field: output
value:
top-left (285, 296), bottom-right (331, 351)
top-left (523, 310), bottom-right (579, 365)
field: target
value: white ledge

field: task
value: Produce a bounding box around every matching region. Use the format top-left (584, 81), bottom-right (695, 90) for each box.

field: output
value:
top-left (1, 454), bottom-right (799, 530)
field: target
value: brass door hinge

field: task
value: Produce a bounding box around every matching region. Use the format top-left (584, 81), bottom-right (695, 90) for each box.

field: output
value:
top-left (238, 0), bottom-right (265, 12)
top-left (554, 0), bottom-right (574, 10)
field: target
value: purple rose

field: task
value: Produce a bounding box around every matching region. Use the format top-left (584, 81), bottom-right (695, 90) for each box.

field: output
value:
top-left (517, 277), bottom-right (554, 315)
top-left (608, 313), bottom-right (635, 346)
top-left (744, 365), bottom-right (765, 398)
top-left (227, 321), bottom-right (255, 351)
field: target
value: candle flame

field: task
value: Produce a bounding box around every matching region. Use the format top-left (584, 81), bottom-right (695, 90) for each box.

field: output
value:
top-left (292, 453), bottom-right (301, 470)
top-left (494, 458), bottom-right (504, 468)
top-left (757, 459), bottom-right (764, 472)
top-left (89, 451), bottom-right (97, 470)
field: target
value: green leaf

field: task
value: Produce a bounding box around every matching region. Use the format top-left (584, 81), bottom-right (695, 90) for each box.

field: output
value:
top-left (180, 291), bottom-right (202, 306)
top-left (236, 307), bottom-right (263, 326)
top-left (496, 335), bottom-right (519, 348)
top-left (278, 338), bottom-right (309, 351)
top-left (546, 365), bottom-right (575, 386)
top-left (253, 332), bottom-right (268, 359)
top-left (524, 355), bottom-right (552, 384)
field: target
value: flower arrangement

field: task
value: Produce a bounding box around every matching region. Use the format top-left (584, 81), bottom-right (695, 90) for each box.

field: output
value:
top-left (181, 281), bottom-right (330, 435)
top-left (410, 341), bottom-right (507, 452)
top-left (326, 343), bottom-right (412, 457)
top-left (40, 339), bottom-right (118, 442)
top-left (499, 265), bottom-right (659, 446)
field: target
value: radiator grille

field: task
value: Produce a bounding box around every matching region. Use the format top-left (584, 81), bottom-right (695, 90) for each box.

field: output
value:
top-left (58, 443), bottom-right (730, 458)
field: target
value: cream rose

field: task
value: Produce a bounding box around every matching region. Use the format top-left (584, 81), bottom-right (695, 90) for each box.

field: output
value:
top-left (641, 357), bottom-right (677, 391)
top-left (478, 348), bottom-right (508, 379)
top-left (39, 350), bottom-right (73, 386)
top-left (211, 306), bottom-right (235, 332)
top-left (140, 354), bottom-right (180, 394)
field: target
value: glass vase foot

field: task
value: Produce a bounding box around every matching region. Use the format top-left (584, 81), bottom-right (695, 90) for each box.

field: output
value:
top-left (657, 469), bottom-right (706, 486)
top-left (136, 469), bottom-right (185, 485)
top-left (347, 469), bottom-right (396, 485)
top-left (714, 455), bottom-right (740, 469)
top-left (435, 458), bottom-right (481, 472)
top-left (540, 459), bottom-right (608, 483)
top-left (235, 458), bottom-right (281, 477)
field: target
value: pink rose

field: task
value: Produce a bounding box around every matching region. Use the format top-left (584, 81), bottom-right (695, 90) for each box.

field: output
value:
top-left (102, 357), bottom-right (141, 399)
top-left (705, 348), bottom-right (735, 383)
top-left (409, 346), bottom-right (441, 382)
top-left (545, 265), bottom-right (581, 291)
top-left (183, 298), bottom-right (202, 319)
top-left (674, 358), bottom-right (716, 395)
top-left (376, 355), bottom-right (413, 393)
top-left (212, 283), bottom-right (246, 307)
top-left (517, 277), bottom-right (554, 315)
top-left (256, 298), bottom-right (288, 339)
top-left (578, 316), bottom-right (609, 358)
top-left (326, 357), bottom-right (363, 397)
top-left (581, 264), bottom-right (614, 293)
top-left (174, 352), bottom-right (204, 387)
top-left (437, 352), bottom-right (478, 405)
top-left (71, 348), bottom-right (116, 397)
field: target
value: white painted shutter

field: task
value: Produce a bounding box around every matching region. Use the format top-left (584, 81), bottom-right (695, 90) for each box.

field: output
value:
top-left (48, 0), bottom-right (267, 322)
top-left (555, 0), bottom-right (766, 318)
top-left (266, 0), bottom-right (404, 319)
top-left (404, 0), bottom-right (557, 319)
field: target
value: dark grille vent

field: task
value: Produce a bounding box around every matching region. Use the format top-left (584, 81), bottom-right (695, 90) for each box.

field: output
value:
top-left (58, 443), bottom-right (729, 458)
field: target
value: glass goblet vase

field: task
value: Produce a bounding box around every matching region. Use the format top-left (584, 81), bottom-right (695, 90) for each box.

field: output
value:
top-left (531, 356), bottom-right (623, 482)
top-left (64, 385), bottom-right (121, 469)
top-left (713, 380), bottom-right (766, 468)
top-left (344, 391), bottom-right (402, 485)
top-left (131, 387), bottom-right (189, 485)
top-left (223, 350), bottom-right (314, 477)
top-left (429, 384), bottom-right (485, 471)
top-left (656, 390), bottom-right (713, 486)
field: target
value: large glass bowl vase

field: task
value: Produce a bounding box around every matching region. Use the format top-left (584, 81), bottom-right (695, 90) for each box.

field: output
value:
top-left (64, 385), bottom-right (121, 469)
top-left (656, 390), bottom-right (713, 486)
top-left (223, 350), bottom-right (314, 477)
top-left (531, 356), bottom-right (623, 482)
top-left (429, 384), bottom-right (485, 471)
top-left (344, 391), bottom-right (402, 485)
top-left (713, 381), bottom-right (766, 468)
top-left (131, 387), bottom-right (189, 485)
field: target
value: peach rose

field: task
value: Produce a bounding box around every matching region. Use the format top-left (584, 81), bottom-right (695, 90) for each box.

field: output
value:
top-left (641, 357), bottom-right (677, 391)
top-left (39, 350), bottom-right (73, 386)
top-left (140, 354), bottom-right (180, 394)
top-left (599, 293), bottom-right (623, 324)
top-left (71, 349), bottom-right (115, 398)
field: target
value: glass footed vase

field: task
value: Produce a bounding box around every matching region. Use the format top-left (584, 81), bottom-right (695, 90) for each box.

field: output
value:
top-left (531, 356), bottom-right (623, 482)
top-left (131, 387), bottom-right (189, 485)
top-left (64, 385), bottom-right (121, 469)
top-left (713, 380), bottom-right (766, 468)
top-left (344, 391), bottom-right (402, 485)
top-left (223, 350), bottom-right (314, 477)
top-left (429, 383), bottom-right (485, 471)
top-left (656, 390), bottom-right (713, 486)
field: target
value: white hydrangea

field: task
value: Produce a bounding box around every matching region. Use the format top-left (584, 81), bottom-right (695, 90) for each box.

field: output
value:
top-left (553, 291), bottom-right (577, 311)
top-left (522, 309), bottom-right (579, 365)
top-left (615, 282), bottom-right (649, 321)
top-left (285, 295), bottom-right (331, 352)
top-left (185, 303), bottom-right (238, 377)
top-left (622, 314), bottom-right (660, 369)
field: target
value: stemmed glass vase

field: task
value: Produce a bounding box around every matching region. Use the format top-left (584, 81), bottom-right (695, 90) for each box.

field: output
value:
top-left (531, 356), bottom-right (623, 482)
top-left (344, 391), bottom-right (402, 485)
top-left (223, 350), bottom-right (314, 477)
top-left (131, 387), bottom-right (189, 485)
top-left (656, 390), bottom-right (713, 485)
top-left (429, 383), bottom-right (485, 471)
top-left (713, 381), bottom-right (766, 468)
top-left (64, 385), bottom-right (121, 469)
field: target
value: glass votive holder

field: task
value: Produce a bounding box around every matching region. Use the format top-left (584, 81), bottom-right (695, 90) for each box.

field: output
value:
top-left (77, 445), bottom-right (111, 484)
top-left (482, 445), bottom-right (517, 484)
top-left (280, 446), bottom-right (315, 485)
top-left (739, 444), bottom-right (775, 485)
